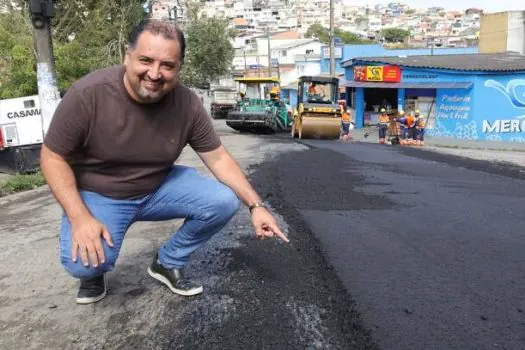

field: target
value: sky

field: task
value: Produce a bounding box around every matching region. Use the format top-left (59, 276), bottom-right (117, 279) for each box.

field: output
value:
top-left (344, 0), bottom-right (525, 13)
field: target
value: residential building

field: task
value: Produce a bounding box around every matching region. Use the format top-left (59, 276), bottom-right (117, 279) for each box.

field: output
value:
top-left (150, 0), bottom-right (184, 22)
top-left (320, 44), bottom-right (479, 74)
top-left (479, 11), bottom-right (525, 55)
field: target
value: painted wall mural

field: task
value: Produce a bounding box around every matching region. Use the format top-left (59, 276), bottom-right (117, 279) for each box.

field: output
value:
top-left (427, 76), bottom-right (525, 143)
top-left (426, 88), bottom-right (479, 139)
top-left (478, 77), bottom-right (525, 142)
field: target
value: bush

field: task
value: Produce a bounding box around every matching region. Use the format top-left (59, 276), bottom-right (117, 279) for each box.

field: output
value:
top-left (0, 172), bottom-right (46, 197)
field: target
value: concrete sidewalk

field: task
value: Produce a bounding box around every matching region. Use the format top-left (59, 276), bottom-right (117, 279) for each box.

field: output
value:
top-left (350, 126), bottom-right (525, 168)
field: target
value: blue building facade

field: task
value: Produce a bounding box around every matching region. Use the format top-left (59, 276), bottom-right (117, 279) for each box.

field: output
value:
top-left (320, 44), bottom-right (479, 74)
top-left (343, 53), bottom-right (525, 143)
top-left (279, 87), bottom-right (298, 107)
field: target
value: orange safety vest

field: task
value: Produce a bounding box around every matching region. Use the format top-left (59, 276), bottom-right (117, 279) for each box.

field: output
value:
top-left (342, 113), bottom-right (351, 123)
top-left (406, 115), bottom-right (416, 127)
top-left (378, 113), bottom-right (390, 123)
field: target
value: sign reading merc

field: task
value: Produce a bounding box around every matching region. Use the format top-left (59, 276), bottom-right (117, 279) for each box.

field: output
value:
top-left (482, 118), bottom-right (525, 133)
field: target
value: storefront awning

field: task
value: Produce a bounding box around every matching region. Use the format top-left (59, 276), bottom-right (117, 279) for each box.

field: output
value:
top-left (341, 81), bottom-right (473, 89)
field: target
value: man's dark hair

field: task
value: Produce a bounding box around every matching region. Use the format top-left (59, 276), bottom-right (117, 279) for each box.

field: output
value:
top-left (127, 19), bottom-right (186, 64)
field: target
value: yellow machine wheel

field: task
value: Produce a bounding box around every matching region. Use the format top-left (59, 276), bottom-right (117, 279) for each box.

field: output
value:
top-left (298, 116), bottom-right (340, 139)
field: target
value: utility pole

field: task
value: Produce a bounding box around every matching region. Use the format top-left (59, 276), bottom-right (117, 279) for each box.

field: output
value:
top-left (329, 0), bottom-right (335, 76)
top-left (267, 26), bottom-right (272, 77)
top-left (428, 36), bottom-right (435, 55)
top-left (243, 50), bottom-right (247, 74)
top-left (169, 5), bottom-right (177, 24)
top-left (29, 0), bottom-right (60, 138)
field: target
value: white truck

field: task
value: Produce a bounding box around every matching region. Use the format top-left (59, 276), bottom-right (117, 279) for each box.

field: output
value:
top-left (210, 85), bottom-right (237, 119)
top-left (0, 95), bottom-right (47, 174)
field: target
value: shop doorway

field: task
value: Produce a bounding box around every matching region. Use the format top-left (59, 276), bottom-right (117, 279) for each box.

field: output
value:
top-left (363, 88), bottom-right (398, 125)
top-left (405, 89), bottom-right (437, 129)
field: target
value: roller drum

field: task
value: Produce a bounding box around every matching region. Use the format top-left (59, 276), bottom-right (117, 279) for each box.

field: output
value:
top-left (298, 117), bottom-right (341, 139)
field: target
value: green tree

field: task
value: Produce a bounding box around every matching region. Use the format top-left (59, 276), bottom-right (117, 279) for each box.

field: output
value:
top-left (354, 16), bottom-right (368, 27)
top-left (0, 0), bottom-right (234, 96)
top-left (52, 0), bottom-right (147, 68)
top-left (306, 23), bottom-right (370, 45)
top-left (380, 28), bottom-right (411, 43)
top-left (179, 1), bottom-right (235, 88)
top-left (305, 22), bottom-right (329, 44)
top-left (335, 29), bottom-right (371, 44)
top-left (0, 0), bottom-right (148, 97)
top-left (0, 5), bottom-right (37, 98)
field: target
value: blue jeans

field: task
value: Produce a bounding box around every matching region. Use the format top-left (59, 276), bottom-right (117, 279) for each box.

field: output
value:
top-left (378, 124), bottom-right (387, 138)
top-left (417, 128), bottom-right (425, 141)
top-left (59, 166), bottom-right (240, 279)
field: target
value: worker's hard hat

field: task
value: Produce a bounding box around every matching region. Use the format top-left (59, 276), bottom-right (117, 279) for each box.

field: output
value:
top-left (271, 86), bottom-right (280, 94)
top-left (398, 110), bottom-right (405, 115)
top-left (415, 109), bottom-right (420, 114)
top-left (380, 108), bottom-right (386, 112)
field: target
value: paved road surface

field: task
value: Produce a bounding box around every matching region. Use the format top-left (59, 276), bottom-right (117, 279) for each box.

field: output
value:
top-left (2, 114), bottom-right (524, 349)
top-left (250, 139), bottom-right (525, 350)
top-left (0, 121), bottom-right (377, 350)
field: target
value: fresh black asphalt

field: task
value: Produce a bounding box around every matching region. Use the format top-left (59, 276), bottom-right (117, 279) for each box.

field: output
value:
top-left (249, 139), bottom-right (525, 350)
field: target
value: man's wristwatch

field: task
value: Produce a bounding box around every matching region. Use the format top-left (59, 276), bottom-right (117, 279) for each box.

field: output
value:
top-left (248, 201), bottom-right (267, 213)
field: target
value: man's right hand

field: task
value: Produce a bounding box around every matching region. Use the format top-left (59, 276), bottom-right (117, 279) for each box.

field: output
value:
top-left (71, 215), bottom-right (114, 268)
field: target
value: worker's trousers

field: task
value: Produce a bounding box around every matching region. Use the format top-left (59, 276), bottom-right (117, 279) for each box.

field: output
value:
top-left (59, 166), bottom-right (240, 279)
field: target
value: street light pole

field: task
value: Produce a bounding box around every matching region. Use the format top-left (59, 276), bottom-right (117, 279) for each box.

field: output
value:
top-left (329, 0), bottom-right (335, 76)
top-left (244, 49), bottom-right (247, 74)
top-left (29, 0), bottom-right (60, 138)
top-left (267, 26), bottom-right (272, 77)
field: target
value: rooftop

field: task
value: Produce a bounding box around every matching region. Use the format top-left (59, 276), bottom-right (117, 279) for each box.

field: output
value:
top-left (232, 18), bottom-right (249, 26)
top-left (271, 39), bottom-right (319, 50)
top-left (343, 52), bottom-right (525, 72)
top-left (271, 31), bottom-right (301, 40)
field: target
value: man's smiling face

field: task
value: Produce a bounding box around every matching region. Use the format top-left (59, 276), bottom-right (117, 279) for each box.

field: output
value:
top-left (123, 30), bottom-right (182, 104)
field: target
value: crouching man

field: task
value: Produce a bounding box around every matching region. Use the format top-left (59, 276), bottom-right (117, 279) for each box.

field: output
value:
top-left (416, 112), bottom-right (426, 146)
top-left (40, 19), bottom-right (289, 305)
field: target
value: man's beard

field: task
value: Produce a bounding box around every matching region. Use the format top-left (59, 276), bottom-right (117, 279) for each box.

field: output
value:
top-left (134, 74), bottom-right (169, 103)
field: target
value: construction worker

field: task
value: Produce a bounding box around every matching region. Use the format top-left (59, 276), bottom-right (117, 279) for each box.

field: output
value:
top-left (340, 109), bottom-right (353, 141)
top-left (396, 110), bottom-right (412, 145)
top-left (270, 86), bottom-right (285, 108)
top-left (415, 111), bottom-right (426, 146)
top-left (377, 108), bottom-right (389, 144)
top-left (308, 82), bottom-right (317, 95)
top-left (402, 111), bottom-right (417, 145)
top-left (238, 91), bottom-right (247, 102)
top-left (388, 110), bottom-right (402, 145)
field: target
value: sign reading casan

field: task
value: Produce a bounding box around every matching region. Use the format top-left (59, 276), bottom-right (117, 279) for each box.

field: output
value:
top-left (7, 108), bottom-right (41, 119)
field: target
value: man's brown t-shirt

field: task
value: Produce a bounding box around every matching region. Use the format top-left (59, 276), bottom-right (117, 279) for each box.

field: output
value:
top-left (44, 65), bottom-right (221, 199)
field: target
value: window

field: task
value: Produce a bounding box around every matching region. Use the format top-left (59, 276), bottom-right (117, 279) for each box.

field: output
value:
top-left (23, 100), bottom-right (35, 109)
top-left (306, 49), bottom-right (314, 54)
top-left (281, 50), bottom-right (287, 57)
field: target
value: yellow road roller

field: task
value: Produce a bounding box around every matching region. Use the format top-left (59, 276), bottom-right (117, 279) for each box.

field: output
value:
top-left (291, 75), bottom-right (343, 139)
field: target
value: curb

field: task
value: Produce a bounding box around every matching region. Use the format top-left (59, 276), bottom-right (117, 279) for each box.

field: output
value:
top-left (0, 185), bottom-right (51, 206)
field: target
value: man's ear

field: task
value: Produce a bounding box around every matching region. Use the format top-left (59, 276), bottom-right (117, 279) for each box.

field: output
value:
top-left (123, 45), bottom-right (131, 64)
